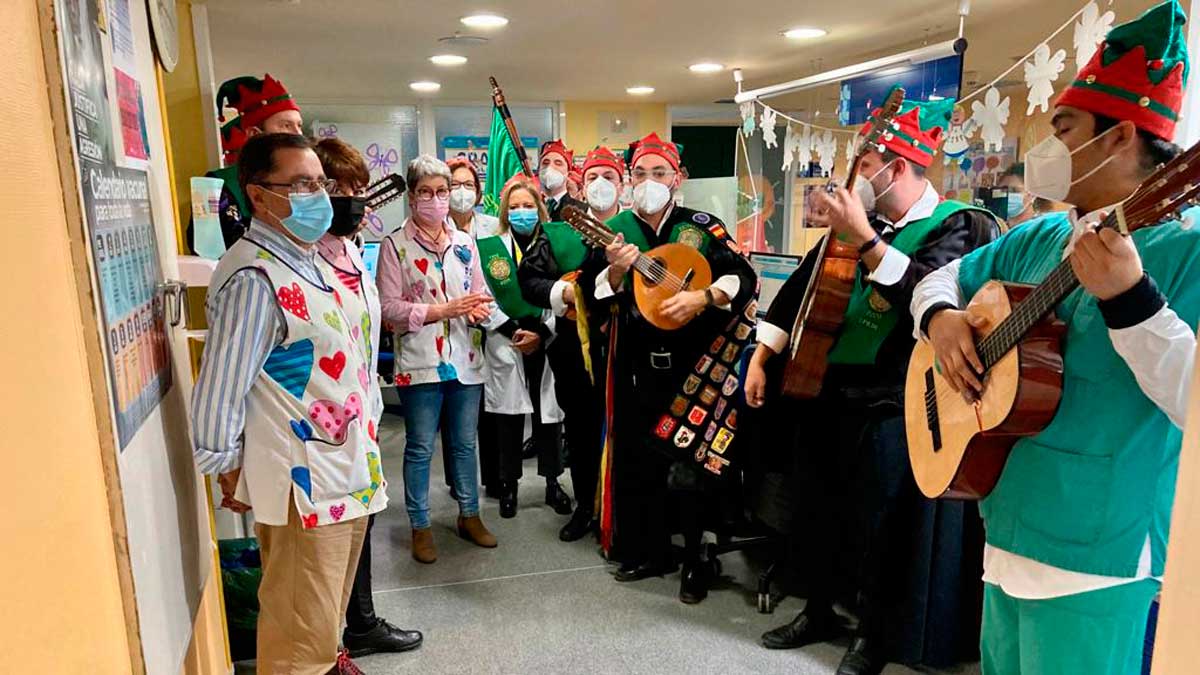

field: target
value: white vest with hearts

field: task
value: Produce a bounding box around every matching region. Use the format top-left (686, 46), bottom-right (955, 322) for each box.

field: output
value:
top-left (216, 238), bottom-right (388, 528)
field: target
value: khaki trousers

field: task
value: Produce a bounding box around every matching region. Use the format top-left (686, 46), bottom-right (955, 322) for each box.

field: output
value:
top-left (254, 501), bottom-right (368, 675)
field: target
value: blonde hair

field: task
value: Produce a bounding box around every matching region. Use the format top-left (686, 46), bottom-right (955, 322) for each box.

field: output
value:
top-left (498, 179), bottom-right (549, 233)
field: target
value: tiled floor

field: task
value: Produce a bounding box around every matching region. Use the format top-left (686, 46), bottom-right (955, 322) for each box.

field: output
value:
top-left (237, 412), bottom-right (982, 675)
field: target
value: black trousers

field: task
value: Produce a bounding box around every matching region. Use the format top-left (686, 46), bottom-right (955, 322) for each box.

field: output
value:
top-left (478, 354), bottom-right (563, 489)
top-left (345, 514), bottom-right (379, 634)
top-left (547, 332), bottom-right (604, 514)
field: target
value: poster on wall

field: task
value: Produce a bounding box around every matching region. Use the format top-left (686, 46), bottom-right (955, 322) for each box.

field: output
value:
top-left (60, 0), bottom-right (115, 168)
top-left (940, 137), bottom-right (1019, 203)
top-left (441, 135), bottom-right (540, 185)
top-left (108, 0), bottom-right (151, 164)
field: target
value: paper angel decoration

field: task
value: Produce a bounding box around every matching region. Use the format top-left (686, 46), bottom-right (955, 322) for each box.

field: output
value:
top-left (970, 88), bottom-right (1010, 152)
top-left (760, 107), bottom-right (779, 149)
top-left (815, 130), bottom-right (837, 175)
top-left (740, 102), bottom-right (757, 137)
top-left (1073, 1), bottom-right (1115, 69)
top-left (1024, 43), bottom-right (1067, 115)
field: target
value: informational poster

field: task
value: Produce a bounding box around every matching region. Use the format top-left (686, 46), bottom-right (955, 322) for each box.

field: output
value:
top-left (108, 0), bottom-right (150, 163)
top-left (441, 135), bottom-right (540, 185)
top-left (60, 0), bottom-right (114, 168)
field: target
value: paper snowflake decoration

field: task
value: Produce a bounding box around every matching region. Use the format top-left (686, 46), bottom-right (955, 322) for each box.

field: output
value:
top-left (760, 107), bottom-right (779, 149)
top-left (740, 102), bottom-right (757, 137)
top-left (845, 135), bottom-right (860, 173)
top-left (1024, 43), bottom-right (1068, 115)
top-left (970, 88), bottom-right (1010, 152)
top-left (815, 130), bottom-right (838, 175)
top-left (1073, 1), bottom-right (1115, 69)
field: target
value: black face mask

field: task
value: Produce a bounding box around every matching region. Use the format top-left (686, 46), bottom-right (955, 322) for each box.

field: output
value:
top-left (329, 196), bottom-right (367, 237)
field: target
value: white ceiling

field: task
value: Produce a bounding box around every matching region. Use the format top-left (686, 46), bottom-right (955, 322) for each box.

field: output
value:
top-left (203, 0), bottom-right (1161, 114)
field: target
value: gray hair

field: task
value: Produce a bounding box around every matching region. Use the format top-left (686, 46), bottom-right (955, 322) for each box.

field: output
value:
top-left (405, 154), bottom-right (452, 192)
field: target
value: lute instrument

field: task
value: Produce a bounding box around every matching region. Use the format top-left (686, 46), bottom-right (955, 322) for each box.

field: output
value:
top-left (779, 86), bottom-right (906, 398)
top-left (561, 205), bottom-right (712, 331)
top-left (906, 139), bottom-right (1200, 499)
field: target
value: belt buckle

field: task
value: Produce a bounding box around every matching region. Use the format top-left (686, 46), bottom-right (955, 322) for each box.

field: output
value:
top-left (650, 351), bottom-right (673, 370)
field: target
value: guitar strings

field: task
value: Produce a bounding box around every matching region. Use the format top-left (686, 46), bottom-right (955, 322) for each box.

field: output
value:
top-left (569, 213), bottom-right (692, 292)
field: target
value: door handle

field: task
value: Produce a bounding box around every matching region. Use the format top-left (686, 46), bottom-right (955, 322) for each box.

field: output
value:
top-left (157, 280), bottom-right (187, 328)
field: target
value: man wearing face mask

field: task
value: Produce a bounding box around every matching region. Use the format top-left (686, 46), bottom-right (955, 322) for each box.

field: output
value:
top-left (191, 134), bottom-right (386, 674)
top-left (592, 133), bottom-right (757, 603)
top-left (747, 95), bottom-right (998, 674)
top-left (538, 139), bottom-right (586, 221)
top-left (519, 146), bottom-right (626, 541)
top-left (913, 4), bottom-right (1196, 673)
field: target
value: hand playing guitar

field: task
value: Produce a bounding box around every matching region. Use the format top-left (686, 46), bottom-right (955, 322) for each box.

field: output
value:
top-left (927, 309), bottom-right (990, 401)
top-left (661, 290), bottom-right (708, 325)
top-left (1071, 225), bottom-right (1144, 301)
top-left (807, 187), bottom-right (877, 247)
top-left (605, 233), bottom-right (640, 289)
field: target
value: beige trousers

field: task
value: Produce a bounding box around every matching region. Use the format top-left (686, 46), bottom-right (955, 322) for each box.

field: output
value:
top-left (254, 501), bottom-right (368, 675)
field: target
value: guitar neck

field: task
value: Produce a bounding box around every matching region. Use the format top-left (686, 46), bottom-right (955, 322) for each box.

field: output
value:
top-left (565, 211), bottom-right (660, 281)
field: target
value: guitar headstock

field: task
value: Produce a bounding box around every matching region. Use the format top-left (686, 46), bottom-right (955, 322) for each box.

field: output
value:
top-left (561, 205), bottom-right (614, 248)
top-left (846, 86), bottom-right (905, 188)
top-left (365, 173), bottom-right (404, 211)
top-left (1118, 140), bottom-right (1200, 233)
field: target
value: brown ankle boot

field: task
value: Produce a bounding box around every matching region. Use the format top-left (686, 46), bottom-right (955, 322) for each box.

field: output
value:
top-left (456, 515), bottom-right (498, 548)
top-left (411, 527), bottom-right (437, 563)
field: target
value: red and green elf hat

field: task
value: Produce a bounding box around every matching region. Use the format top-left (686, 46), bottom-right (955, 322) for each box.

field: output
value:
top-left (219, 116), bottom-right (248, 162)
top-left (1056, 0), bottom-right (1188, 141)
top-left (859, 87), bottom-right (955, 168)
top-left (628, 132), bottom-right (683, 171)
top-left (216, 74), bottom-right (300, 131)
top-left (582, 146), bottom-right (626, 177)
top-left (539, 139), bottom-right (574, 166)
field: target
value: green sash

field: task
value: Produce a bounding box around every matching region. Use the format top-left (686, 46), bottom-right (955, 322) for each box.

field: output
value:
top-left (827, 200), bottom-right (987, 365)
top-left (477, 235), bottom-right (540, 319)
top-left (543, 222), bottom-right (591, 272)
top-left (602, 211), bottom-right (654, 252)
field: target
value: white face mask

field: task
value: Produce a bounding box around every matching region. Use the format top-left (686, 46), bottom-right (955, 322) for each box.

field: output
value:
top-left (853, 160), bottom-right (897, 213)
top-left (585, 177), bottom-right (618, 212)
top-left (1023, 127), bottom-right (1117, 203)
top-left (449, 186), bottom-right (476, 214)
top-left (540, 166), bottom-right (566, 192)
top-left (633, 180), bottom-right (672, 215)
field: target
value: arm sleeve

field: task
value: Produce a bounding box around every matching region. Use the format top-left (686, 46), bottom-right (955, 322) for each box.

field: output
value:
top-left (704, 221), bottom-right (757, 314)
top-left (517, 233), bottom-right (562, 309)
top-left (757, 238), bottom-right (822, 352)
top-left (377, 237), bottom-right (429, 333)
top-left (190, 269), bottom-right (283, 474)
top-left (871, 210), bottom-right (1000, 311)
top-left (909, 259), bottom-right (965, 339)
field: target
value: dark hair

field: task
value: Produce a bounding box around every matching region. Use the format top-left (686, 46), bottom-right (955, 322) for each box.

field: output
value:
top-left (1093, 114), bottom-right (1181, 176)
top-left (313, 138), bottom-right (370, 191)
top-left (1003, 162), bottom-right (1025, 179)
top-left (880, 149), bottom-right (927, 178)
top-left (237, 133), bottom-right (315, 197)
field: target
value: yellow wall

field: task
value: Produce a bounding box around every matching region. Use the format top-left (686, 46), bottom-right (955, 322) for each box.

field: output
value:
top-left (562, 100), bottom-right (669, 152)
top-left (162, 0), bottom-right (212, 253)
top-left (0, 1), bottom-right (133, 671)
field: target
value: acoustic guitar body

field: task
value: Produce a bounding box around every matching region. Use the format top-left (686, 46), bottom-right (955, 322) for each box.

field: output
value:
top-left (904, 281), bottom-right (1065, 499)
top-left (780, 239), bottom-right (859, 399)
top-left (633, 242), bottom-right (713, 331)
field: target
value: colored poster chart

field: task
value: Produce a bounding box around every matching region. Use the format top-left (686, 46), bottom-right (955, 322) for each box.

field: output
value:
top-left (940, 137), bottom-right (1019, 203)
top-left (84, 166), bottom-right (172, 449)
top-left (442, 135), bottom-right (540, 184)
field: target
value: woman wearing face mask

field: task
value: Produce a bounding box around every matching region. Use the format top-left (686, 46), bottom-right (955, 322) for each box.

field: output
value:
top-left (446, 157), bottom-right (500, 238)
top-left (476, 179), bottom-right (570, 518)
top-left (312, 138), bottom-right (424, 656)
top-left (377, 155), bottom-right (497, 564)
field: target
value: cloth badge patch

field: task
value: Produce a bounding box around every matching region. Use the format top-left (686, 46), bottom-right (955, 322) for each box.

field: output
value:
top-left (714, 398), bottom-right (728, 420)
top-left (670, 395), bottom-right (690, 417)
top-left (721, 343), bottom-right (740, 364)
top-left (692, 212), bottom-right (711, 225)
top-left (683, 375), bottom-right (702, 395)
top-left (488, 256), bottom-right (511, 281)
top-left (743, 301), bottom-right (759, 321)
top-left (704, 453), bottom-right (730, 475)
top-left (695, 355), bottom-right (714, 375)
top-left (263, 339), bottom-right (315, 399)
top-left (687, 405), bottom-right (708, 426)
top-left (655, 415), bottom-right (678, 440)
top-left (868, 289), bottom-right (892, 313)
top-left (735, 322), bottom-right (753, 341)
top-left (695, 442), bottom-right (710, 462)
top-left (726, 410), bottom-right (739, 430)
top-left (700, 386), bottom-right (720, 406)
top-left (677, 225), bottom-right (705, 249)
top-left (710, 336), bottom-right (726, 353)
top-left (323, 311), bottom-right (342, 331)
top-left (705, 421), bottom-right (719, 442)
top-left (709, 363), bottom-right (729, 384)
top-left (350, 451), bottom-right (384, 507)
top-left (302, 514), bottom-right (319, 529)
top-left (713, 427), bottom-right (735, 453)
top-left (454, 244), bottom-right (473, 265)
top-left (276, 282), bottom-right (310, 321)
top-left (674, 426), bottom-right (696, 448)
top-left (318, 350), bottom-right (347, 381)
top-left (722, 374), bottom-right (740, 397)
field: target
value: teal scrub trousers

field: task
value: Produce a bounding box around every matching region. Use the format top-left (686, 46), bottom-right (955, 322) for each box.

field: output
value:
top-left (981, 579), bottom-right (1160, 675)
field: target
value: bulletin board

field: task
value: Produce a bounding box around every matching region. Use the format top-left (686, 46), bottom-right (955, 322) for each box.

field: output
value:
top-left (312, 120), bottom-right (407, 242)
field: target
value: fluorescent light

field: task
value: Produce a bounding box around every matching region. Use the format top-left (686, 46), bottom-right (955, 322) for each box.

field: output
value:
top-left (783, 27), bottom-right (827, 39)
top-left (430, 54), bottom-right (467, 66)
top-left (689, 62), bottom-right (725, 74)
top-left (626, 86), bottom-right (655, 95)
top-left (409, 81), bottom-right (441, 93)
top-left (927, 94), bottom-right (945, 101)
top-left (878, 66), bottom-right (909, 77)
top-left (461, 13), bottom-right (508, 28)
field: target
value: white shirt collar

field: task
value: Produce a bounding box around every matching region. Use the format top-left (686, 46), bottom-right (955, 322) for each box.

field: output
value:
top-left (880, 180), bottom-right (939, 231)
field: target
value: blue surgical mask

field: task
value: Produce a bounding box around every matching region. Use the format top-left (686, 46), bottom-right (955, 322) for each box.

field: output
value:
top-left (1006, 193), bottom-right (1026, 219)
top-left (508, 207), bottom-right (539, 235)
top-left (266, 189), bottom-right (334, 243)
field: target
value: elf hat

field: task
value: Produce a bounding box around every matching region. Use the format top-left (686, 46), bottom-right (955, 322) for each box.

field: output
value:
top-left (859, 88), bottom-right (955, 168)
top-left (628, 132), bottom-right (683, 171)
top-left (216, 74), bottom-right (300, 131)
top-left (1056, 0), bottom-right (1188, 141)
top-left (582, 146), bottom-right (626, 177)
top-left (539, 139), bottom-right (574, 166)
top-left (220, 116), bottom-right (248, 162)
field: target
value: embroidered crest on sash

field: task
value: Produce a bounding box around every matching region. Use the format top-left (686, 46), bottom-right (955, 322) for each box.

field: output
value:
top-left (488, 257), bottom-right (512, 281)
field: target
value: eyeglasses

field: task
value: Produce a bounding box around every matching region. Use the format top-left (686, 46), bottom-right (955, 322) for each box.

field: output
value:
top-left (414, 187), bottom-right (451, 201)
top-left (258, 178), bottom-right (337, 194)
top-left (449, 181), bottom-right (475, 190)
top-left (630, 168), bottom-right (677, 182)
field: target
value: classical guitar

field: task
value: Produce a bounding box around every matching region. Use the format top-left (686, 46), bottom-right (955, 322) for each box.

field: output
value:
top-left (561, 205), bottom-right (712, 331)
top-left (906, 140), bottom-right (1200, 499)
top-left (779, 86), bottom-right (906, 398)
top-left (365, 173), bottom-right (404, 211)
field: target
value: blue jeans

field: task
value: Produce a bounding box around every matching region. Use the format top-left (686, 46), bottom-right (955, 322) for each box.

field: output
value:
top-left (399, 380), bottom-right (482, 529)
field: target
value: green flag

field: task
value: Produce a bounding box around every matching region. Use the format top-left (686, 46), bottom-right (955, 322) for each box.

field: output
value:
top-left (482, 106), bottom-right (526, 215)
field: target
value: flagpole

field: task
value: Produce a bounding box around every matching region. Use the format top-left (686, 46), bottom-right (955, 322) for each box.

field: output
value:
top-left (490, 76), bottom-right (534, 178)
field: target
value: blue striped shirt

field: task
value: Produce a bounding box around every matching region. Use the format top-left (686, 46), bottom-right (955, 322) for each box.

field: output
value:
top-left (190, 220), bottom-right (326, 474)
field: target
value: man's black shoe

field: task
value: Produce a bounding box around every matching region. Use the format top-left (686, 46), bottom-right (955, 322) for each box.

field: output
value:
top-left (836, 637), bottom-right (883, 675)
top-left (545, 480), bottom-right (573, 515)
top-left (678, 561), bottom-right (711, 604)
top-left (614, 560), bottom-right (677, 582)
top-left (761, 609), bottom-right (841, 650)
top-left (343, 619), bottom-right (423, 658)
top-left (499, 485), bottom-right (518, 519)
top-left (558, 508), bottom-right (594, 542)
